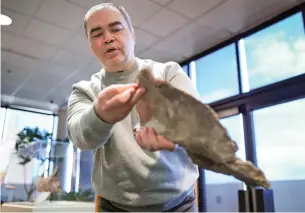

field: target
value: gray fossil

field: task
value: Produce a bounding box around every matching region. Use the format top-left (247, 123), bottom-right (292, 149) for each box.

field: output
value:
top-left (135, 68), bottom-right (270, 189)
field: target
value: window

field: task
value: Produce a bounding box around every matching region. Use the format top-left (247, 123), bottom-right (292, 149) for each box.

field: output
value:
top-left (204, 114), bottom-right (246, 212)
top-left (181, 64), bottom-right (189, 75)
top-left (2, 108), bottom-right (55, 184)
top-left (2, 108), bottom-right (55, 143)
top-left (193, 43), bottom-right (240, 104)
top-left (239, 12), bottom-right (305, 91)
top-left (253, 98), bottom-right (305, 211)
top-left (78, 150), bottom-right (94, 192)
top-left (195, 8), bottom-right (305, 212)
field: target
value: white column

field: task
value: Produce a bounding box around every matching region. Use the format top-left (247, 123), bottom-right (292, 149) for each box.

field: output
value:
top-left (56, 109), bottom-right (68, 141)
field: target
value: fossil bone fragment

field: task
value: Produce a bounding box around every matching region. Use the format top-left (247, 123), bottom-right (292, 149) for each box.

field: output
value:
top-left (135, 68), bottom-right (270, 189)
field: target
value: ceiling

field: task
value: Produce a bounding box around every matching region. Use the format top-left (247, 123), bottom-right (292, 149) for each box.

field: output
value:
top-left (1, 0), bottom-right (304, 113)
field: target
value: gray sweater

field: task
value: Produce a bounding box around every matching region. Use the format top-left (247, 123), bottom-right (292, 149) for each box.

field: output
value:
top-left (67, 58), bottom-right (200, 211)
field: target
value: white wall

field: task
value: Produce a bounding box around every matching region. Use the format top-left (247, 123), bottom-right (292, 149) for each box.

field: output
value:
top-left (56, 109), bottom-right (68, 140)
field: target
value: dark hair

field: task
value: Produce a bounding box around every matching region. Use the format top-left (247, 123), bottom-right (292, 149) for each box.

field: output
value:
top-left (84, 3), bottom-right (133, 37)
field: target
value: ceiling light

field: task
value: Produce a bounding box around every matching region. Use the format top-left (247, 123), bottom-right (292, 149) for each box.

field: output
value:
top-left (0, 14), bottom-right (12, 26)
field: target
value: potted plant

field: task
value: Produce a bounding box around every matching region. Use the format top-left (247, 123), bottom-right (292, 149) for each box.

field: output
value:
top-left (14, 127), bottom-right (53, 201)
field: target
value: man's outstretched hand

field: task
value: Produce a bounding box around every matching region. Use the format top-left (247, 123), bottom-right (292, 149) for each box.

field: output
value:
top-left (94, 83), bottom-right (146, 124)
top-left (135, 127), bottom-right (176, 152)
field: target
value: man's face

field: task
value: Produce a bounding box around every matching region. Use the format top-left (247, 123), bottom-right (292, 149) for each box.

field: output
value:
top-left (86, 7), bottom-right (135, 70)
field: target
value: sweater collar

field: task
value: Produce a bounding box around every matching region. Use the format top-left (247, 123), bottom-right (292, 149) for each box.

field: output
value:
top-left (102, 58), bottom-right (140, 82)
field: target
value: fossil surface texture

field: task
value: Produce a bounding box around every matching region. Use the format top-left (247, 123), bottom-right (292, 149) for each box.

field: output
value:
top-left (135, 68), bottom-right (270, 189)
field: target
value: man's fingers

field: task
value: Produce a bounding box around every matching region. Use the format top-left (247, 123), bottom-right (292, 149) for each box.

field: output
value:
top-left (101, 85), bottom-right (144, 109)
top-left (147, 128), bottom-right (158, 151)
top-left (103, 84), bottom-right (138, 99)
top-left (136, 129), bottom-right (143, 146)
top-left (140, 127), bottom-right (156, 151)
top-left (136, 127), bottom-right (176, 152)
top-left (130, 87), bottom-right (146, 105)
top-left (157, 135), bottom-right (176, 151)
top-left (106, 87), bottom-right (136, 107)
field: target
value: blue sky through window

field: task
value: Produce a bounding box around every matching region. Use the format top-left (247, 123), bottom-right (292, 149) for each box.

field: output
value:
top-left (253, 98), bottom-right (305, 181)
top-left (243, 12), bottom-right (305, 90)
top-left (199, 12), bottom-right (305, 184)
top-left (192, 12), bottom-right (304, 103)
top-left (194, 44), bottom-right (239, 103)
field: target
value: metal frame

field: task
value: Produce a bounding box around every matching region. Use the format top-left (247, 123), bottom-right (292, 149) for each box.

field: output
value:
top-left (1, 104), bottom-right (56, 116)
top-left (235, 42), bottom-right (243, 94)
top-left (211, 73), bottom-right (305, 112)
top-left (197, 169), bottom-right (206, 211)
top-left (187, 3), bottom-right (305, 212)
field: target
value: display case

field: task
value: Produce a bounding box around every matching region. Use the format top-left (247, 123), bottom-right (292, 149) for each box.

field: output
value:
top-left (1, 138), bottom-right (95, 212)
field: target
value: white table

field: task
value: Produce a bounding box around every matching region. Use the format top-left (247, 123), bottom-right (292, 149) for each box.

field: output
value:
top-left (1, 201), bottom-right (95, 212)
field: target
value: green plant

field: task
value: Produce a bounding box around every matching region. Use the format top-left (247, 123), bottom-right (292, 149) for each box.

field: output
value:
top-left (14, 126), bottom-right (53, 201)
top-left (55, 137), bottom-right (70, 143)
top-left (15, 127), bottom-right (52, 164)
top-left (49, 189), bottom-right (95, 202)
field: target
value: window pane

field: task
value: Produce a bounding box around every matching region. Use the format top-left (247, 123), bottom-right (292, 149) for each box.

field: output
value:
top-left (78, 150), bottom-right (94, 192)
top-left (194, 44), bottom-right (239, 104)
top-left (205, 114), bottom-right (246, 212)
top-left (241, 12), bottom-right (305, 91)
top-left (253, 98), bottom-right (305, 211)
top-left (1, 109), bottom-right (55, 201)
top-left (46, 143), bottom-right (95, 202)
top-left (181, 65), bottom-right (188, 75)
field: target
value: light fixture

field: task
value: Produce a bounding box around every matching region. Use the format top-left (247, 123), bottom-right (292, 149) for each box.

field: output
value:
top-left (0, 14), bottom-right (12, 26)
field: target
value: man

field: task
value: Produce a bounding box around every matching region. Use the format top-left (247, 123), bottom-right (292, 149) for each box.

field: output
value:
top-left (67, 2), bottom-right (200, 212)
